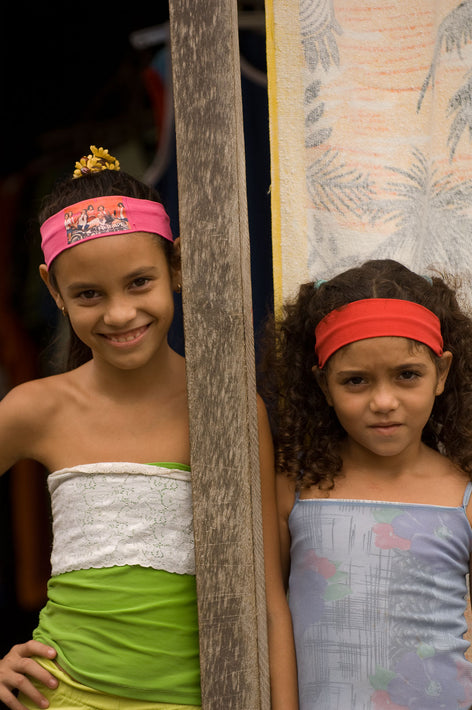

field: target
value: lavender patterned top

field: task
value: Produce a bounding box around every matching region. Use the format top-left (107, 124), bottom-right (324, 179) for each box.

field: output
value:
top-left (289, 484), bottom-right (472, 709)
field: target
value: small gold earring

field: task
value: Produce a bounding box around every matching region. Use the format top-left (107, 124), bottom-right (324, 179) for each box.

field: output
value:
top-left (176, 283), bottom-right (182, 293)
top-left (61, 307), bottom-right (67, 317)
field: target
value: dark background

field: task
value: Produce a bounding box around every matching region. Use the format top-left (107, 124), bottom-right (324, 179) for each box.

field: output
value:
top-left (0, 0), bottom-right (272, 670)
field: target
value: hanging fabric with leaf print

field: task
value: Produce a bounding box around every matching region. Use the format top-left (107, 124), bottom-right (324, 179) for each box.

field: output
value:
top-left (266, 0), bottom-right (472, 309)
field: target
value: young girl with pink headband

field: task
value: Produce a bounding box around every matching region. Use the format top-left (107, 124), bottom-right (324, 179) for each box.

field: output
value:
top-left (260, 259), bottom-right (472, 710)
top-left (0, 147), bottom-right (282, 710)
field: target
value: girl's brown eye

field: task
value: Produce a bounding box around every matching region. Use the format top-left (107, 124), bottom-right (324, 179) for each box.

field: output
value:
top-left (343, 376), bottom-right (365, 386)
top-left (399, 371), bottom-right (419, 380)
top-left (132, 278), bottom-right (149, 288)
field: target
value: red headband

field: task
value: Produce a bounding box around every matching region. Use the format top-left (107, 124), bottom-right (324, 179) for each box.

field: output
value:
top-left (40, 195), bottom-right (173, 268)
top-left (315, 298), bottom-right (444, 368)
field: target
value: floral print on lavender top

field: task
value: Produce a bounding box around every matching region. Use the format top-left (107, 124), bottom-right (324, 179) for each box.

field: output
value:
top-left (288, 485), bottom-right (472, 710)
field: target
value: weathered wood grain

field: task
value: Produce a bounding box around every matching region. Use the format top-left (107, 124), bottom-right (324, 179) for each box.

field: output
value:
top-left (168, 1), bottom-right (270, 708)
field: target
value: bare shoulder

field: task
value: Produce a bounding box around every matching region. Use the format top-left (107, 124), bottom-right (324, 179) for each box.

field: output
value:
top-left (1, 372), bottom-right (73, 419)
top-left (2, 378), bottom-right (47, 423)
top-left (420, 446), bottom-right (472, 512)
top-left (276, 472), bottom-right (297, 520)
top-left (256, 394), bottom-right (272, 438)
top-left (0, 372), bottom-right (77, 470)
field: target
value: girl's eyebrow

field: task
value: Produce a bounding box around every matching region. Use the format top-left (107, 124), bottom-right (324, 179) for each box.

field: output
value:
top-left (66, 266), bottom-right (159, 291)
top-left (66, 281), bottom-right (99, 292)
top-left (334, 361), bottom-right (429, 376)
top-left (123, 265), bottom-right (159, 280)
top-left (395, 361), bottom-right (428, 370)
top-left (333, 368), bottom-right (368, 380)
top-left (334, 368), bottom-right (366, 375)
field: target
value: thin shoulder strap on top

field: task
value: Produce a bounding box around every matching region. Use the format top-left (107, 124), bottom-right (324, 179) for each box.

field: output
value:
top-left (462, 481), bottom-right (472, 510)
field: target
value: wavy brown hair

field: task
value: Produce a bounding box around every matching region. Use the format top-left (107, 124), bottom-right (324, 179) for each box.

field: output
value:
top-left (39, 169), bottom-right (177, 371)
top-left (259, 259), bottom-right (472, 489)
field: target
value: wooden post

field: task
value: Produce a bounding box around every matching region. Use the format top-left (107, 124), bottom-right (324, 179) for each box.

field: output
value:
top-left (168, 2), bottom-right (269, 709)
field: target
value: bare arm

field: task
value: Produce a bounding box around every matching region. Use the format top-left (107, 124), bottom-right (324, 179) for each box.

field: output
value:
top-left (0, 641), bottom-right (58, 710)
top-left (0, 384), bottom-right (59, 707)
top-left (257, 397), bottom-right (299, 710)
top-left (275, 471), bottom-right (297, 591)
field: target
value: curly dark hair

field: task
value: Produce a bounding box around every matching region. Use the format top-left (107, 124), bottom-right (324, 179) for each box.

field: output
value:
top-left (259, 259), bottom-right (472, 489)
top-left (39, 169), bottom-right (177, 371)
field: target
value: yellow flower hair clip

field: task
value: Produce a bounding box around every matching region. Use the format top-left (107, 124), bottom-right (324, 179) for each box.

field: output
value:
top-left (73, 145), bottom-right (120, 179)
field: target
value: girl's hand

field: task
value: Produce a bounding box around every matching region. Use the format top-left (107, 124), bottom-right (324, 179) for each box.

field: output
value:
top-left (0, 641), bottom-right (58, 710)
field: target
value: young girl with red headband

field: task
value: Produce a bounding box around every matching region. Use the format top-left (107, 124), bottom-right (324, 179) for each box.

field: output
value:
top-left (261, 259), bottom-right (472, 710)
top-left (0, 147), bottom-right (283, 710)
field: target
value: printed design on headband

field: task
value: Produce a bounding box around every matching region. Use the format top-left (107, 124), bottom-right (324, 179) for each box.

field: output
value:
top-left (65, 196), bottom-right (130, 245)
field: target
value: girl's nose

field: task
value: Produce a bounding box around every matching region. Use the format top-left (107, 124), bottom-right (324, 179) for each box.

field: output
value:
top-left (103, 297), bottom-right (137, 327)
top-left (369, 384), bottom-right (398, 413)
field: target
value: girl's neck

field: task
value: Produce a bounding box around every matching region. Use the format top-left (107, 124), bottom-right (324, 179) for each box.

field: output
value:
top-left (341, 437), bottom-right (435, 480)
top-left (81, 345), bottom-right (186, 402)
top-left (323, 439), bottom-right (466, 506)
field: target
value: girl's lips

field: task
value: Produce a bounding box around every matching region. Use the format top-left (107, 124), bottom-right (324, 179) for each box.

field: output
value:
top-left (369, 423), bottom-right (402, 435)
top-left (100, 324), bottom-right (150, 345)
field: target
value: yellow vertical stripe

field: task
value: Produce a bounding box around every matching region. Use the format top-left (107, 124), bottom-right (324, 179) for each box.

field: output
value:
top-left (265, 0), bottom-right (284, 315)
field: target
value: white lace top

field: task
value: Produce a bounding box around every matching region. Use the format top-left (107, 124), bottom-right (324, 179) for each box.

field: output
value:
top-left (48, 462), bottom-right (195, 576)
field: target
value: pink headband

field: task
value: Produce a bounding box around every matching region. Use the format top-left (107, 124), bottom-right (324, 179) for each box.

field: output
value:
top-left (315, 298), bottom-right (444, 368)
top-left (40, 195), bottom-right (173, 268)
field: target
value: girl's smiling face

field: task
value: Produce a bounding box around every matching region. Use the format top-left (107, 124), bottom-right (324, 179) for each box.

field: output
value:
top-left (318, 336), bottom-right (452, 464)
top-left (41, 232), bottom-right (180, 372)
